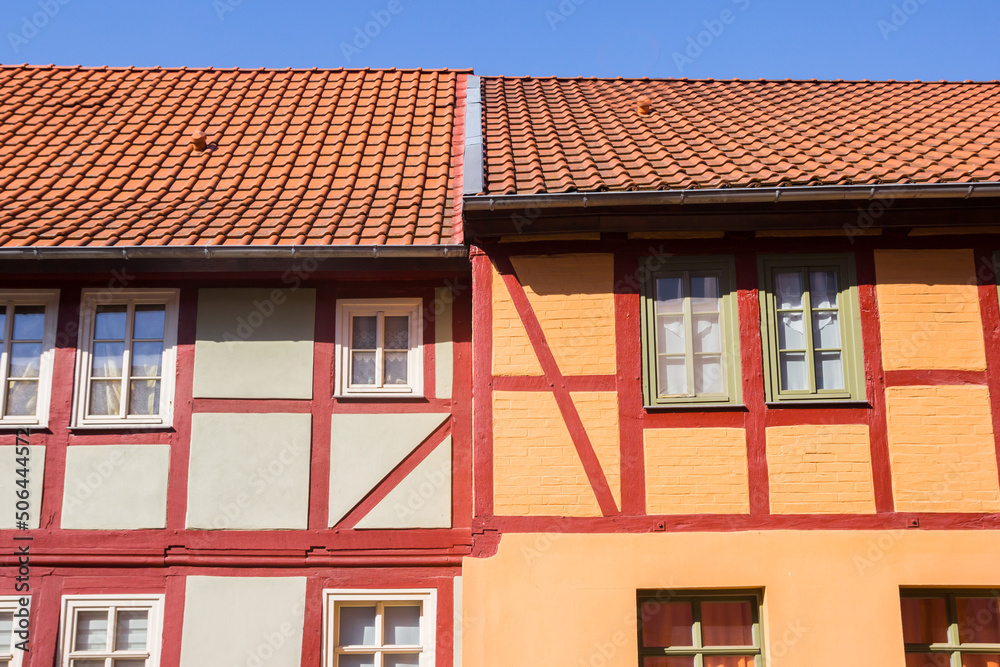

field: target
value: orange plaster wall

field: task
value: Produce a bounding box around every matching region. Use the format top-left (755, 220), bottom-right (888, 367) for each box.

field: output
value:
top-left (885, 384), bottom-right (1000, 513)
top-left (766, 424), bottom-right (876, 515)
top-left (462, 530), bottom-right (1000, 667)
top-left (874, 249), bottom-right (987, 371)
top-left (644, 428), bottom-right (750, 514)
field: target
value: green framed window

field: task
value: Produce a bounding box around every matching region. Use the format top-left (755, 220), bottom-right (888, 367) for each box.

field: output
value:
top-left (900, 589), bottom-right (1000, 666)
top-left (637, 590), bottom-right (764, 666)
top-left (758, 254), bottom-right (865, 402)
top-left (640, 256), bottom-right (741, 407)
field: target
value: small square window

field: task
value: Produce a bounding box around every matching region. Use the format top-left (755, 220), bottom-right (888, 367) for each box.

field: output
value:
top-left (335, 299), bottom-right (423, 397)
top-left (758, 255), bottom-right (865, 402)
top-left (73, 290), bottom-right (179, 427)
top-left (901, 589), bottom-right (1000, 666)
top-left (638, 591), bottom-right (764, 666)
top-left (0, 290), bottom-right (59, 428)
top-left (640, 257), bottom-right (741, 407)
top-left (59, 596), bottom-right (163, 667)
top-left (0, 596), bottom-right (29, 667)
top-left (324, 589), bottom-right (436, 667)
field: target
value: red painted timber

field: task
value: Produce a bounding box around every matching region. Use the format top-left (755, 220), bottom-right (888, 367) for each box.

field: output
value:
top-left (615, 252), bottom-right (646, 516)
top-left (883, 369), bottom-right (988, 386)
top-left (471, 248), bottom-right (495, 518)
top-left (975, 248), bottom-right (1000, 499)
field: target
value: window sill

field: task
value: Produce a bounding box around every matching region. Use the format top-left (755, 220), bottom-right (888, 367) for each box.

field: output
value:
top-left (765, 400), bottom-right (871, 408)
top-left (644, 403), bottom-right (747, 412)
top-left (69, 423), bottom-right (174, 432)
top-left (334, 394), bottom-right (427, 401)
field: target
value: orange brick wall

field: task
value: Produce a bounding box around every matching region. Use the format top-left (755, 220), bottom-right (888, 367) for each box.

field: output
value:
top-left (765, 425), bottom-right (876, 514)
top-left (491, 263), bottom-right (543, 376)
top-left (644, 428), bottom-right (750, 514)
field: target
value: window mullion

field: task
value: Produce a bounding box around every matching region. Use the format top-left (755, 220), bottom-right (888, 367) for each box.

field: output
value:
top-left (0, 303), bottom-right (14, 417)
top-left (683, 274), bottom-right (696, 397)
top-left (120, 302), bottom-right (135, 418)
top-left (375, 312), bottom-right (384, 390)
top-left (801, 270), bottom-right (817, 394)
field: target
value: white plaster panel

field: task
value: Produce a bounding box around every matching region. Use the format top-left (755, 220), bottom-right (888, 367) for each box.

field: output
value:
top-left (193, 288), bottom-right (316, 399)
top-left (0, 445), bottom-right (44, 529)
top-left (356, 436), bottom-right (452, 529)
top-left (434, 286), bottom-right (454, 399)
top-left (187, 413), bottom-right (312, 530)
top-left (179, 576), bottom-right (306, 667)
top-left (61, 445), bottom-right (170, 530)
top-left (329, 412), bottom-right (449, 526)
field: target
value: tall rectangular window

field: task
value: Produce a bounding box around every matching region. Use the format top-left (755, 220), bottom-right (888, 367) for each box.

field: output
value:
top-left (0, 291), bottom-right (59, 427)
top-left (640, 257), bottom-right (740, 406)
top-left (638, 590), bottom-right (764, 666)
top-left (0, 597), bottom-right (28, 667)
top-left (324, 590), bottom-right (436, 667)
top-left (901, 590), bottom-right (1000, 666)
top-left (758, 255), bottom-right (864, 402)
top-left (59, 596), bottom-right (163, 667)
top-left (335, 299), bottom-right (423, 397)
top-left (73, 289), bottom-right (179, 427)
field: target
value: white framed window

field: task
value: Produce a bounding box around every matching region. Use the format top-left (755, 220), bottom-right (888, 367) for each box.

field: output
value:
top-left (323, 589), bottom-right (436, 667)
top-left (0, 596), bottom-right (29, 667)
top-left (73, 289), bottom-right (179, 427)
top-left (58, 595), bottom-right (164, 667)
top-left (0, 290), bottom-right (59, 428)
top-left (335, 299), bottom-right (423, 397)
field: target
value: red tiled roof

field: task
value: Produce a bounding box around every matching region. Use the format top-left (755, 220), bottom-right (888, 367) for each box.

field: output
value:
top-left (480, 77), bottom-right (1000, 195)
top-left (0, 66), bottom-right (468, 247)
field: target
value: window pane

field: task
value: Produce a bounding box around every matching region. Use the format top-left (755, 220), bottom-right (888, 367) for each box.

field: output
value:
top-left (74, 610), bottom-right (109, 651)
top-left (384, 655), bottom-right (421, 667)
top-left (351, 316), bottom-right (377, 349)
top-left (131, 342), bottom-right (163, 376)
top-left (6, 380), bottom-right (38, 416)
top-left (0, 312), bottom-right (6, 341)
top-left (640, 601), bottom-right (693, 648)
top-left (777, 312), bottom-right (805, 350)
top-left (701, 601), bottom-right (754, 647)
top-left (812, 311), bottom-right (841, 349)
top-left (114, 661), bottom-right (147, 667)
top-left (91, 342), bottom-right (125, 378)
top-left (114, 610), bottom-right (148, 651)
top-left (12, 306), bottom-right (45, 340)
top-left (694, 356), bottom-right (723, 395)
top-left (89, 380), bottom-right (122, 416)
top-left (644, 658), bottom-right (694, 667)
top-left (339, 606), bottom-right (377, 646)
top-left (905, 656), bottom-right (951, 667)
top-left (901, 598), bottom-right (949, 644)
top-left (705, 658), bottom-right (755, 667)
top-left (133, 305), bottom-right (165, 340)
top-left (657, 316), bottom-right (686, 355)
top-left (95, 305), bottom-right (127, 340)
top-left (655, 277), bottom-right (684, 314)
top-left (775, 272), bottom-right (803, 309)
top-left (384, 605), bottom-right (421, 646)
top-left (71, 661), bottom-right (107, 667)
top-left (810, 270), bottom-right (839, 308)
top-left (815, 351), bottom-right (844, 390)
top-left (351, 351), bottom-right (377, 385)
top-left (962, 656), bottom-right (1000, 667)
top-left (693, 315), bottom-right (721, 354)
top-left (690, 275), bottom-right (720, 310)
top-left (128, 380), bottom-right (160, 416)
top-left (384, 316), bottom-right (409, 350)
top-left (0, 611), bottom-right (11, 652)
top-left (958, 597), bottom-right (1000, 644)
top-left (338, 656), bottom-right (375, 667)
top-left (657, 357), bottom-right (687, 396)
top-left (0, 660), bottom-right (8, 667)
top-left (384, 352), bottom-right (408, 385)
top-left (9, 342), bottom-right (42, 378)
top-left (779, 352), bottom-right (808, 391)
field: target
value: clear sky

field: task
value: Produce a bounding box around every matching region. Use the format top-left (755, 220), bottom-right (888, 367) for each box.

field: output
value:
top-left (2, 0), bottom-right (998, 80)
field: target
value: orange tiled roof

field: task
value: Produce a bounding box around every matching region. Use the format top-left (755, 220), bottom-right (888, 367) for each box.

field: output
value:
top-left (0, 66), bottom-right (468, 247)
top-left (480, 77), bottom-right (1000, 195)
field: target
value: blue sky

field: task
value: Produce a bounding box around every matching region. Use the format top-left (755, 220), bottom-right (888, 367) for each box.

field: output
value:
top-left (3, 0), bottom-right (998, 80)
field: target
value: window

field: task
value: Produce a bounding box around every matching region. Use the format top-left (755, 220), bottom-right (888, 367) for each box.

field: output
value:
top-left (758, 255), bottom-right (864, 402)
top-left (0, 597), bottom-right (28, 667)
top-left (59, 596), bottom-right (163, 667)
top-left (638, 591), bottom-right (764, 666)
top-left (0, 290), bottom-right (59, 427)
top-left (324, 589), bottom-right (436, 667)
top-left (640, 257), bottom-right (741, 406)
top-left (901, 590), bottom-right (1000, 666)
top-left (335, 299), bottom-right (423, 397)
top-left (73, 289), bottom-right (179, 427)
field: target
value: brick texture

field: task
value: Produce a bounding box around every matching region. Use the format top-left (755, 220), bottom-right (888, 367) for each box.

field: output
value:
top-left (491, 263), bottom-right (543, 376)
top-left (571, 391), bottom-right (621, 510)
top-left (644, 428), bottom-right (750, 514)
top-left (886, 385), bottom-right (1000, 512)
top-left (875, 249), bottom-right (987, 371)
top-left (766, 425), bottom-right (876, 514)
